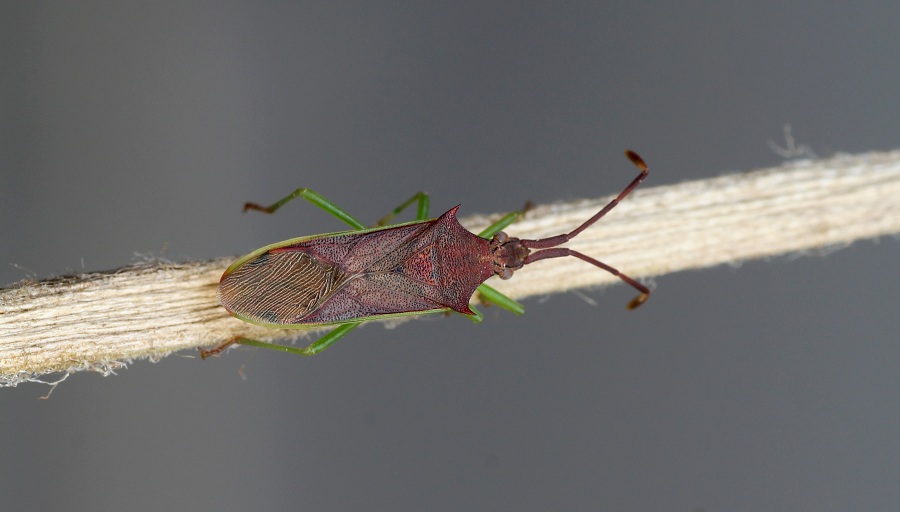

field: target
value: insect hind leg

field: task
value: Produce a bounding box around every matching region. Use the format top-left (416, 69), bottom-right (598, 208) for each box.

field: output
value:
top-left (243, 188), bottom-right (367, 230)
top-left (200, 324), bottom-right (360, 358)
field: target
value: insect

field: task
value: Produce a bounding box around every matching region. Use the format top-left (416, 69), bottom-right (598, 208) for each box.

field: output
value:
top-left (201, 151), bottom-right (650, 359)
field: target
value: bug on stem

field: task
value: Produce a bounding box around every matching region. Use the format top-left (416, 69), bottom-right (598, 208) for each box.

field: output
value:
top-left (201, 151), bottom-right (651, 358)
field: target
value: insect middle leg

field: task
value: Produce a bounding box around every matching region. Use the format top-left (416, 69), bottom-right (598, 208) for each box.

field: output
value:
top-left (374, 192), bottom-right (430, 225)
top-left (243, 188), bottom-right (368, 230)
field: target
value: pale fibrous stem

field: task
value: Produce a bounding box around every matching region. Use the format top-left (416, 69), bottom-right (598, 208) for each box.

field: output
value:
top-left (1, 150), bottom-right (899, 386)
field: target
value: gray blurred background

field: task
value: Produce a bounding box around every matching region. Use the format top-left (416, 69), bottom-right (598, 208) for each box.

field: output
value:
top-left (2, 2), bottom-right (898, 510)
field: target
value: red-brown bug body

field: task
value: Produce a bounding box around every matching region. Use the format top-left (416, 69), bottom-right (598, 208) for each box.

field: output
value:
top-left (219, 206), bottom-right (495, 327)
top-left (202, 150), bottom-right (650, 359)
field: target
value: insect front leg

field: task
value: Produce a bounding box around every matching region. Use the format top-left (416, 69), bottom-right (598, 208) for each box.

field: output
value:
top-left (200, 324), bottom-right (360, 358)
top-left (464, 287), bottom-right (524, 323)
top-left (476, 201), bottom-right (534, 238)
top-left (374, 192), bottom-right (430, 226)
top-left (244, 188), bottom-right (367, 230)
top-left (474, 283), bottom-right (525, 316)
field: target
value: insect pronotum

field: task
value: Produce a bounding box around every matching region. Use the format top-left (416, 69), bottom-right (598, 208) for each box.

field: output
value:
top-left (201, 151), bottom-right (650, 358)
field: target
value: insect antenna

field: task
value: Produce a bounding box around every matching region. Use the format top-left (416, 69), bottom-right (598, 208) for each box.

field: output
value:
top-left (520, 150), bottom-right (650, 309)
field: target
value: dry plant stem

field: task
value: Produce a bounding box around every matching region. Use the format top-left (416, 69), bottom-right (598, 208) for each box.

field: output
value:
top-left (2, 150), bottom-right (899, 385)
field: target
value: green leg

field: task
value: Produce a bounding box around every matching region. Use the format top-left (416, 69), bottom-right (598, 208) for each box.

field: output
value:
top-left (476, 201), bottom-right (534, 238)
top-left (475, 284), bottom-right (525, 316)
top-left (374, 192), bottom-right (430, 225)
top-left (244, 189), bottom-right (432, 229)
top-left (466, 303), bottom-right (484, 323)
top-left (244, 188), bottom-right (367, 230)
top-left (200, 323), bottom-right (360, 358)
